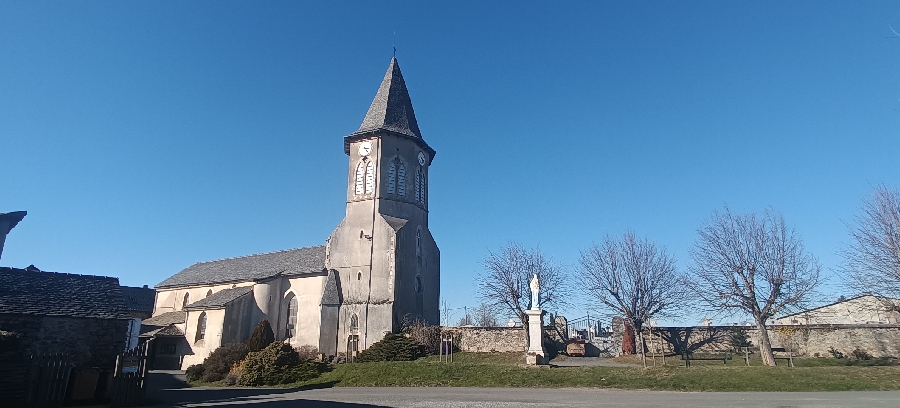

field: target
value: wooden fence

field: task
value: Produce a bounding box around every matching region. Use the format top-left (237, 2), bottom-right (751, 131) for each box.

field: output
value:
top-left (24, 353), bottom-right (73, 408)
top-left (110, 340), bottom-right (151, 407)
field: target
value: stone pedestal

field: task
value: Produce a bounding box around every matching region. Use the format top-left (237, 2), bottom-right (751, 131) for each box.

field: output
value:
top-left (525, 309), bottom-right (548, 365)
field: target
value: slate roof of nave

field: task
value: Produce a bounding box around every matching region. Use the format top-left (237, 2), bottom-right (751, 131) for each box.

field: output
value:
top-left (140, 324), bottom-right (184, 338)
top-left (0, 267), bottom-right (131, 320)
top-left (183, 286), bottom-right (254, 310)
top-left (142, 311), bottom-right (185, 326)
top-left (156, 245), bottom-right (326, 289)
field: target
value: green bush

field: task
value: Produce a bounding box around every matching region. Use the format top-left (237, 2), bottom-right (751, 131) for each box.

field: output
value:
top-left (828, 346), bottom-right (845, 359)
top-left (851, 348), bottom-right (873, 360)
top-left (402, 319), bottom-right (442, 355)
top-left (245, 320), bottom-right (275, 352)
top-left (357, 333), bottom-right (426, 362)
top-left (237, 342), bottom-right (321, 386)
top-left (185, 364), bottom-right (205, 382)
top-left (728, 328), bottom-right (752, 352)
top-left (197, 342), bottom-right (250, 382)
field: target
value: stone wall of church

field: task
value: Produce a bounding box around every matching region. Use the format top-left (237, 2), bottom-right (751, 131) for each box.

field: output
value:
top-left (645, 325), bottom-right (900, 358)
top-left (283, 275), bottom-right (327, 349)
top-left (0, 314), bottom-right (128, 367)
top-left (181, 308), bottom-right (227, 369)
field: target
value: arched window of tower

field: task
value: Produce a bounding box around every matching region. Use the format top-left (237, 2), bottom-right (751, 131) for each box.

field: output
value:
top-left (205, 289), bottom-right (212, 298)
top-left (414, 167), bottom-right (422, 202)
top-left (420, 169), bottom-right (426, 205)
top-left (355, 161), bottom-right (365, 195)
top-left (365, 161), bottom-right (375, 194)
top-left (182, 292), bottom-right (190, 310)
top-left (415, 275), bottom-right (423, 293)
top-left (416, 229), bottom-right (421, 256)
top-left (387, 160), bottom-right (396, 194)
top-left (350, 314), bottom-right (359, 333)
top-left (397, 163), bottom-right (406, 196)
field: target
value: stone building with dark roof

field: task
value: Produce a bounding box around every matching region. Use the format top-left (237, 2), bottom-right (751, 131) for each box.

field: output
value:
top-left (150, 57), bottom-right (440, 368)
top-left (0, 266), bottom-right (131, 368)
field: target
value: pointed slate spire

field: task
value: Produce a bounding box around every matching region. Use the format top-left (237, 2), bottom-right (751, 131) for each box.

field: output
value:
top-left (356, 57), bottom-right (422, 139)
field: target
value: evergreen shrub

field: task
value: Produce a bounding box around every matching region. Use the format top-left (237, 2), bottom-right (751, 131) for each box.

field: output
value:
top-left (237, 342), bottom-right (321, 386)
top-left (184, 364), bottom-right (205, 382)
top-left (245, 320), bottom-right (275, 352)
top-left (195, 342), bottom-right (250, 382)
top-left (728, 328), bottom-right (753, 352)
top-left (402, 319), bottom-right (442, 355)
top-left (357, 333), bottom-right (426, 362)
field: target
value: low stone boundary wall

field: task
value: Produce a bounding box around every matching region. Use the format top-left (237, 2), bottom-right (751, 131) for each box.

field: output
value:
top-left (442, 327), bottom-right (526, 353)
top-left (645, 325), bottom-right (900, 358)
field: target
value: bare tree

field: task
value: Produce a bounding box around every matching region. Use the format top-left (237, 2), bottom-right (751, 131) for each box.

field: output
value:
top-left (440, 298), bottom-right (452, 327)
top-left (478, 243), bottom-right (568, 348)
top-left (843, 185), bottom-right (900, 302)
top-left (688, 207), bottom-right (820, 366)
top-left (456, 313), bottom-right (473, 326)
top-left (471, 303), bottom-right (499, 327)
top-left (579, 231), bottom-right (684, 367)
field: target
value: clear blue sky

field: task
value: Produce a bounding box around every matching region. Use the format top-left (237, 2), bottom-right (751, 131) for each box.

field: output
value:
top-left (2, 2), bottom-right (898, 325)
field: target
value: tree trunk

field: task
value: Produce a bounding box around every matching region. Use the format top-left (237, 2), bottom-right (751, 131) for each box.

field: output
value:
top-left (622, 321), bottom-right (636, 355)
top-left (636, 324), bottom-right (647, 368)
top-left (756, 319), bottom-right (777, 367)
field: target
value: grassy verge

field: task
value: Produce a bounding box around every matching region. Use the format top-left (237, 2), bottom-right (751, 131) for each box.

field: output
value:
top-left (188, 352), bottom-right (900, 391)
top-left (284, 353), bottom-right (900, 391)
top-left (614, 353), bottom-right (900, 367)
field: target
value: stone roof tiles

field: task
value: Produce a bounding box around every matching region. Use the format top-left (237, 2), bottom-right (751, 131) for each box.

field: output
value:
top-left (140, 324), bottom-right (184, 338)
top-left (142, 311), bottom-right (185, 326)
top-left (355, 57), bottom-right (422, 139)
top-left (183, 286), bottom-right (253, 310)
top-left (344, 57), bottom-right (436, 162)
top-left (121, 286), bottom-right (155, 314)
top-left (157, 245), bottom-right (326, 288)
top-left (0, 267), bottom-right (131, 320)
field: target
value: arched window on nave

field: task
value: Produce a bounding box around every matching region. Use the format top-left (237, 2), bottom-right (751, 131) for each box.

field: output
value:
top-left (196, 312), bottom-right (207, 342)
top-left (285, 293), bottom-right (298, 339)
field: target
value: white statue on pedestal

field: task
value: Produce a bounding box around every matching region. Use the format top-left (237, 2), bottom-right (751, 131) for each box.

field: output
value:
top-left (525, 273), bottom-right (548, 365)
top-left (529, 274), bottom-right (540, 310)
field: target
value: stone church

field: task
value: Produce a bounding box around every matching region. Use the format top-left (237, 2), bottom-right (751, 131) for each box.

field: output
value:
top-left (147, 57), bottom-right (439, 369)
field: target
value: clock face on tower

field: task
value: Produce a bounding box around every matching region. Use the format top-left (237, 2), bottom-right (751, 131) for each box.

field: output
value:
top-left (358, 141), bottom-right (372, 157)
top-left (417, 151), bottom-right (426, 166)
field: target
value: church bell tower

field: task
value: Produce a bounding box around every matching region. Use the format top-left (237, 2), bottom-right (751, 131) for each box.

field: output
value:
top-left (324, 57), bottom-right (440, 352)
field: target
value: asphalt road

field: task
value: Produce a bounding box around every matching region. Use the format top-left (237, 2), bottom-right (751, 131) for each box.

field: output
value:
top-left (147, 371), bottom-right (900, 408)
